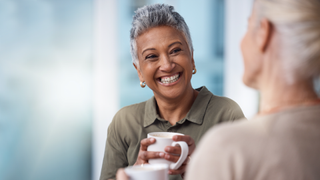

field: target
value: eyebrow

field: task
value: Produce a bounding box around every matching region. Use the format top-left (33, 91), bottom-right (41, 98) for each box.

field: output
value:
top-left (141, 41), bottom-right (183, 56)
top-left (142, 48), bottom-right (156, 56)
top-left (168, 41), bottom-right (182, 48)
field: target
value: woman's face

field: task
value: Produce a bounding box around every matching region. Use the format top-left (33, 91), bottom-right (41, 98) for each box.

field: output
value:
top-left (240, 9), bottom-right (262, 89)
top-left (135, 26), bottom-right (195, 100)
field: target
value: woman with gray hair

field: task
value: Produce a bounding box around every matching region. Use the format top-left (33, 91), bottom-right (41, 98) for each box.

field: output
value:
top-left (100, 3), bottom-right (244, 180)
top-left (186, 0), bottom-right (320, 179)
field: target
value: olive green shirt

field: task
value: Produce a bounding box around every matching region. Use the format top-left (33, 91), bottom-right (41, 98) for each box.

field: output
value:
top-left (100, 86), bottom-right (245, 180)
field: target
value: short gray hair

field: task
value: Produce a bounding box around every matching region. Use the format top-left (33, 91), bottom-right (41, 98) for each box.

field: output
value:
top-left (255, 0), bottom-right (320, 81)
top-left (130, 4), bottom-right (193, 67)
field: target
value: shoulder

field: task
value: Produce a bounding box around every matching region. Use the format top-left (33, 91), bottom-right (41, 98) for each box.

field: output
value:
top-left (209, 94), bottom-right (242, 112)
top-left (109, 100), bottom-right (148, 129)
top-left (202, 118), bottom-right (267, 145)
top-left (114, 101), bottom-right (147, 119)
top-left (199, 86), bottom-right (245, 120)
top-left (197, 117), bottom-right (272, 160)
top-left (197, 86), bottom-right (242, 109)
top-left (200, 105), bottom-right (320, 154)
top-left (186, 118), bottom-right (268, 180)
top-left (201, 119), bottom-right (268, 157)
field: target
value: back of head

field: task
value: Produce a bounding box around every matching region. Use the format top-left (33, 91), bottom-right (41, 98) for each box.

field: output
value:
top-left (130, 4), bottom-right (193, 66)
top-left (255, 0), bottom-right (320, 82)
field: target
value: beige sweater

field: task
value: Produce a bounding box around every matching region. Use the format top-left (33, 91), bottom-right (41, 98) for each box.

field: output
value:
top-left (186, 105), bottom-right (320, 180)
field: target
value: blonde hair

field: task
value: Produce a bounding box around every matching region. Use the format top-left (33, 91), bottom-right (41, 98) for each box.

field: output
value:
top-left (255, 0), bottom-right (320, 81)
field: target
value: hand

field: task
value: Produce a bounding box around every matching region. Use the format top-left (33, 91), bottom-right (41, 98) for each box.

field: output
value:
top-left (163, 135), bottom-right (196, 176)
top-left (116, 168), bottom-right (129, 180)
top-left (134, 137), bottom-right (164, 165)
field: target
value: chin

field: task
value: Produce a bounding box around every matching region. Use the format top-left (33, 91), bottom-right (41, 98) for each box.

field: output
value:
top-left (158, 87), bottom-right (186, 100)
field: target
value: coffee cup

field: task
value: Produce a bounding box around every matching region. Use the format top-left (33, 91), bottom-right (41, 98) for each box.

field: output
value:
top-left (125, 164), bottom-right (169, 180)
top-left (147, 132), bottom-right (188, 170)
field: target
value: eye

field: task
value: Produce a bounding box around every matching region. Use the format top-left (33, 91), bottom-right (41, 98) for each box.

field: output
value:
top-left (170, 48), bottom-right (181, 54)
top-left (145, 54), bottom-right (157, 60)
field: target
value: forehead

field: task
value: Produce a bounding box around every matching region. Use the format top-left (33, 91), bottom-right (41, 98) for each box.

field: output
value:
top-left (136, 26), bottom-right (187, 51)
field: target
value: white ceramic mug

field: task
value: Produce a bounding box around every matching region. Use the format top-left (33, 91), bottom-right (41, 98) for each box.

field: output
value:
top-left (125, 164), bottom-right (169, 180)
top-left (147, 132), bottom-right (188, 170)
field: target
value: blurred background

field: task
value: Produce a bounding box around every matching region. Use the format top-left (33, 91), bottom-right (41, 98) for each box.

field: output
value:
top-left (0, 0), bottom-right (258, 180)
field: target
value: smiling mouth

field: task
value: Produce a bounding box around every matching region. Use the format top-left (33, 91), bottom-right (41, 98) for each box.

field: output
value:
top-left (159, 73), bottom-right (180, 84)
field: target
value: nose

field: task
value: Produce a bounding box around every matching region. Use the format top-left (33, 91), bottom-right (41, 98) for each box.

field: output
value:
top-left (159, 54), bottom-right (175, 72)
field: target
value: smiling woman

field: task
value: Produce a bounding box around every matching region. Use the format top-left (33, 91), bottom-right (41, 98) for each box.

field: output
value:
top-left (99, 4), bottom-right (245, 180)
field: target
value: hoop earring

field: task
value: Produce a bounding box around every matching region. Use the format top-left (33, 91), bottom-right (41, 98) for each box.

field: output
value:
top-left (192, 67), bottom-right (197, 74)
top-left (140, 81), bottom-right (146, 88)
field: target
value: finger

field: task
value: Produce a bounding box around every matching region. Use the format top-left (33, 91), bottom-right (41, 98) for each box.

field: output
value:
top-left (173, 135), bottom-right (194, 146)
top-left (139, 151), bottom-right (165, 161)
top-left (116, 168), bottom-right (129, 180)
top-left (168, 164), bottom-right (187, 175)
top-left (164, 145), bottom-right (181, 155)
top-left (140, 138), bottom-right (156, 151)
top-left (163, 153), bottom-right (180, 163)
top-left (173, 135), bottom-right (196, 155)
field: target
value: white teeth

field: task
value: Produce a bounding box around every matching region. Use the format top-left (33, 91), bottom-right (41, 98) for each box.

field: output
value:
top-left (160, 74), bottom-right (180, 84)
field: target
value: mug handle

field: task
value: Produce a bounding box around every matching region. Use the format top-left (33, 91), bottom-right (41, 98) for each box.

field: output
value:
top-left (169, 141), bottom-right (188, 170)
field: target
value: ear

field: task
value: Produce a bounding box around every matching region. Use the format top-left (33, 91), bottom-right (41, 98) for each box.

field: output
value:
top-left (256, 18), bottom-right (273, 52)
top-left (133, 63), bottom-right (145, 82)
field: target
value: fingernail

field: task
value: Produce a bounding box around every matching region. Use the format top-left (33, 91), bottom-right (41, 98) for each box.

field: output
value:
top-left (165, 154), bottom-right (170, 159)
top-left (150, 138), bottom-right (155, 142)
top-left (159, 153), bottom-right (164, 157)
top-left (173, 135), bottom-right (178, 140)
top-left (165, 147), bottom-right (170, 152)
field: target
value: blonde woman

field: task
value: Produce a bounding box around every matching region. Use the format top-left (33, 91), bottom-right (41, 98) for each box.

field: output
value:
top-left (186, 0), bottom-right (320, 179)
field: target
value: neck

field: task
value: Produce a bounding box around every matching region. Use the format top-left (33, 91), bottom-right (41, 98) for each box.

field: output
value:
top-left (259, 78), bottom-right (319, 115)
top-left (155, 87), bottom-right (198, 125)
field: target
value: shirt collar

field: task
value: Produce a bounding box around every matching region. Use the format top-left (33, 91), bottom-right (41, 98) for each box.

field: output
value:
top-left (143, 86), bottom-right (212, 127)
top-left (144, 97), bottom-right (158, 127)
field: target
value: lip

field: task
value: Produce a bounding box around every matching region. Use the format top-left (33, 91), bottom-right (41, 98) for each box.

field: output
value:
top-left (157, 72), bottom-right (182, 86)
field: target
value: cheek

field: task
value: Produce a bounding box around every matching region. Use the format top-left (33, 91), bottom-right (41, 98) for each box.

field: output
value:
top-left (241, 33), bottom-right (256, 87)
top-left (180, 57), bottom-right (193, 77)
top-left (140, 63), bottom-right (159, 82)
top-left (241, 31), bottom-right (259, 73)
top-left (242, 55), bottom-right (261, 89)
top-left (240, 33), bottom-right (250, 65)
